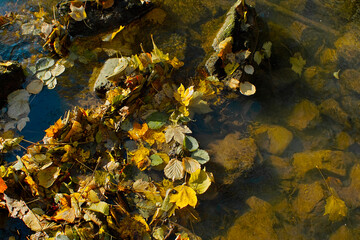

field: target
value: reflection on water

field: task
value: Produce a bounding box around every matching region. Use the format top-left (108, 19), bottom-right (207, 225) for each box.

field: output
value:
top-left (1, 0), bottom-right (360, 239)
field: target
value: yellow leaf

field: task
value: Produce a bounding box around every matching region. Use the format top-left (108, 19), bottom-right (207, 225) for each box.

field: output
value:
top-left (151, 35), bottom-right (169, 63)
top-left (37, 166), bottom-right (61, 188)
top-left (189, 169), bottom-right (212, 194)
top-left (24, 175), bottom-right (39, 196)
top-left (168, 57), bottom-right (184, 69)
top-left (144, 129), bottom-right (165, 146)
top-left (324, 192), bottom-right (348, 222)
top-left (52, 207), bottom-right (76, 223)
top-left (45, 118), bottom-right (64, 138)
top-left (102, 25), bottom-right (125, 42)
top-left (170, 185), bottom-right (197, 209)
top-left (34, 7), bottom-right (47, 19)
top-left (174, 84), bottom-right (194, 107)
top-left (63, 121), bottom-right (83, 142)
top-left (131, 146), bottom-right (150, 171)
top-left (128, 122), bottom-right (148, 141)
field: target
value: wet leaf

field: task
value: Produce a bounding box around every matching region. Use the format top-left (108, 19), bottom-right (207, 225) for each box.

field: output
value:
top-left (165, 125), bottom-right (192, 144)
top-left (63, 120), bottom-right (82, 142)
top-left (52, 207), bottom-right (75, 223)
top-left (34, 7), bottom-right (47, 19)
top-left (128, 122), bottom-right (148, 141)
top-left (7, 90), bottom-right (30, 120)
top-left (188, 92), bottom-right (212, 115)
top-left (182, 157), bottom-right (200, 174)
top-left (224, 62), bottom-right (239, 76)
top-left (146, 112), bottom-right (168, 130)
top-left (36, 57), bottom-right (55, 72)
top-left (102, 25), bottom-right (125, 42)
top-left (87, 201), bottom-right (110, 215)
top-left (45, 118), bottom-right (64, 138)
top-left (37, 166), bottom-right (61, 188)
top-left (0, 176), bottom-right (7, 193)
top-left (132, 146), bottom-right (150, 170)
top-left (239, 81), bottom-right (256, 96)
top-left (150, 154), bottom-right (164, 166)
top-left (36, 70), bottom-right (52, 81)
top-left (290, 52), bottom-right (306, 76)
top-left (151, 35), bottom-right (169, 63)
top-left (17, 117), bottom-right (30, 131)
top-left (50, 63), bottom-right (66, 77)
top-left (164, 159), bottom-right (184, 181)
top-left (324, 189), bottom-right (347, 222)
top-left (170, 185), bottom-right (197, 209)
top-left (262, 41), bottom-right (272, 58)
top-left (21, 23), bottom-right (35, 35)
top-left (254, 51), bottom-right (264, 65)
top-left (189, 169), bottom-right (211, 194)
top-left (69, 4), bottom-right (87, 21)
top-left (184, 136), bottom-right (199, 152)
top-left (174, 84), bottom-right (194, 107)
top-left (24, 175), bottom-right (39, 196)
top-left (244, 65), bottom-right (254, 75)
top-left (26, 79), bottom-right (43, 94)
top-left (191, 149), bottom-right (210, 164)
top-left (45, 77), bottom-right (58, 89)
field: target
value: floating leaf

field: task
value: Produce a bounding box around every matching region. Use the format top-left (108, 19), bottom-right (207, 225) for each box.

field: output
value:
top-left (36, 57), bottom-right (55, 72)
top-left (52, 207), bottom-right (76, 223)
top-left (333, 70), bottom-right (340, 79)
top-left (324, 188), bottom-right (347, 222)
top-left (184, 136), bottom-right (199, 152)
top-left (0, 176), bottom-right (7, 193)
top-left (239, 81), bottom-right (256, 96)
top-left (191, 149), bottom-right (210, 164)
top-left (146, 112), bottom-right (168, 130)
top-left (17, 117), bottom-right (30, 132)
top-left (7, 90), bottom-right (30, 120)
top-left (69, 4), bottom-right (87, 21)
top-left (36, 70), bottom-right (52, 81)
top-left (37, 166), bottom-right (61, 188)
top-left (189, 169), bottom-right (212, 194)
top-left (244, 65), bottom-right (254, 75)
top-left (150, 154), bottom-right (164, 166)
top-left (45, 77), bottom-right (58, 89)
top-left (50, 63), bottom-right (66, 77)
top-left (170, 185), bottom-right (197, 208)
top-left (26, 79), bottom-right (43, 94)
top-left (164, 159), bottom-right (184, 181)
top-left (87, 201), bottom-right (109, 215)
top-left (290, 52), bottom-right (306, 76)
top-left (21, 23), bottom-right (35, 35)
top-left (182, 157), bottom-right (200, 174)
top-left (165, 124), bottom-right (192, 144)
top-left (174, 84), bottom-right (194, 107)
top-left (102, 25), bottom-right (125, 42)
top-left (128, 122), bottom-right (148, 141)
top-left (151, 35), bottom-right (169, 63)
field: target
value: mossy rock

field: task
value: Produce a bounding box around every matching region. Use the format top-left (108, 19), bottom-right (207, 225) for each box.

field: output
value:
top-left (287, 100), bottom-right (320, 130)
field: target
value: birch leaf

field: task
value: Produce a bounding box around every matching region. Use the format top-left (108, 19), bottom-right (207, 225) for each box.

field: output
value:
top-left (164, 159), bottom-right (184, 181)
top-left (324, 189), bottom-right (348, 222)
top-left (191, 149), bottom-right (210, 164)
top-left (26, 80), bottom-right (43, 94)
top-left (189, 169), bottom-right (212, 194)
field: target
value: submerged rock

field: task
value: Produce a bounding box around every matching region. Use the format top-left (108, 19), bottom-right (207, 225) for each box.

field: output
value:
top-left (225, 196), bottom-right (278, 240)
top-left (292, 150), bottom-right (354, 178)
top-left (287, 99), bottom-right (320, 130)
top-left (0, 61), bottom-right (25, 107)
top-left (267, 155), bottom-right (294, 180)
top-left (319, 98), bottom-right (350, 127)
top-left (335, 131), bottom-right (354, 150)
top-left (340, 69), bottom-right (360, 95)
top-left (251, 124), bottom-right (293, 155)
top-left (57, 0), bottom-right (154, 37)
top-left (329, 225), bottom-right (356, 240)
top-left (207, 132), bottom-right (260, 184)
top-left (292, 181), bottom-right (324, 219)
top-left (340, 164), bottom-right (360, 208)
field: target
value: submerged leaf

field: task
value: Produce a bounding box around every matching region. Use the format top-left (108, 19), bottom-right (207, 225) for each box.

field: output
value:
top-left (146, 112), bottom-right (168, 130)
top-left (191, 149), bottom-right (210, 164)
top-left (102, 25), bottom-right (125, 42)
top-left (170, 185), bottom-right (197, 208)
top-left (324, 189), bottom-right (347, 222)
top-left (239, 81), bottom-right (256, 96)
top-left (36, 57), bottom-right (55, 72)
top-left (290, 52), bottom-right (306, 76)
top-left (26, 80), bottom-right (43, 94)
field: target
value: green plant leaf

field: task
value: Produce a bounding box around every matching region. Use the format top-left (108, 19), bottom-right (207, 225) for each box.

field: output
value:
top-left (184, 136), bottom-right (199, 152)
top-left (87, 201), bottom-right (109, 215)
top-left (146, 112), bottom-right (168, 130)
top-left (191, 149), bottom-right (210, 164)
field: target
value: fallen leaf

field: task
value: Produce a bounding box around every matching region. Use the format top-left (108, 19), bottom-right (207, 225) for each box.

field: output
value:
top-left (165, 125), bottom-right (192, 144)
top-left (0, 176), bottom-right (7, 193)
top-left (151, 35), bottom-right (169, 63)
top-left (262, 41), bottom-right (272, 58)
top-left (254, 51), bottom-right (264, 65)
top-left (164, 159), bottom-right (184, 181)
top-left (324, 188), bottom-right (347, 222)
top-left (174, 84), bottom-right (194, 107)
top-left (184, 136), bottom-right (199, 152)
top-left (128, 122), bottom-right (148, 141)
top-left (132, 146), bottom-right (150, 170)
top-left (170, 185), bottom-right (197, 208)
top-left (102, 25), bottom-right (125, 42)
top-left (45, 118), bottom-right (64, 138)
top-left (290, 52), bottom-right (306, 76)
top-left (191, 149), bottom-right (210, 164)
top-left (36, 57), bottom-right (55, 72)
top-left (17, 117), bottom-right (30, 131)
top-left (239, 81), bottom-right (256, 96)
top-left (87, 201), bottom-right (110, 215)
top-left (26, 79), bottom-right (43, 94)
top-left (182, 157), bottom-right (200, 174)
top-left (189, 169), bottom-right (211, 194)
top-left (37, 166), bottom-right (61, 188)
top-left (244, 65), bottom-right (254, 75)
top-left (69, 4), bottom-right (87, 21)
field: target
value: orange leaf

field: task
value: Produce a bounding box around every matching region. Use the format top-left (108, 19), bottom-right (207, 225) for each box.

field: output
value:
top-left (128, 122), bottom-right (148, 141)
top-left (45, 118), bottom-right (64, 138)
top-left (52, 207), bottom-right (75, 223)
top-left (24, 175), bottom-right (39, 196)
top-left (63, 121), bottom-right (83, 142)
top-left (0, 177), bottom-right (7, 193)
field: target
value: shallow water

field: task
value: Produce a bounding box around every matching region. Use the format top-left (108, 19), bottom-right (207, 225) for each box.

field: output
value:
top-left (1, 0), bottom-right (360, 239)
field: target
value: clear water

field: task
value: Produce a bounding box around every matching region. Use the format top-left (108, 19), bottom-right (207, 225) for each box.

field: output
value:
top-left (1, 0), bottom-right (360, 239)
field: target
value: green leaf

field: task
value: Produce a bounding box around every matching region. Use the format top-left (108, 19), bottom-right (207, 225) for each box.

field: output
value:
top-left (184, 136), bottom-right (199, 152)
top-left (150, 154), bottom-right (164, 166)
top-left (146, 112), bottom-right (168, 130)
top-left (254, 51), bottom-right (264, 65)
top-left (191, 149), bottom-right (210, 164)
top-left (189, 169), bottom-right (212, 194)
top-left (87, 201), bottom-right (109, 215)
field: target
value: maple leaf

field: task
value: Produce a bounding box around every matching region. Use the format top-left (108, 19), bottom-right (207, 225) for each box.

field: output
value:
top-left (164, 124), bottom-right (192, 144)
top-left (324, 188), bottom-right (348, 222)
top-left (170, 185), bottom-right (197, 209)
top-left (69, 4), bottom-right (87, 21)
top-left (174, 84), bottom-right (194, 107)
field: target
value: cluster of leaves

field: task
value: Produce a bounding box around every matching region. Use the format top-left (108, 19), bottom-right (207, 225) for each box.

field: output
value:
top-left (0, 41), bottom-right (220, 239)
